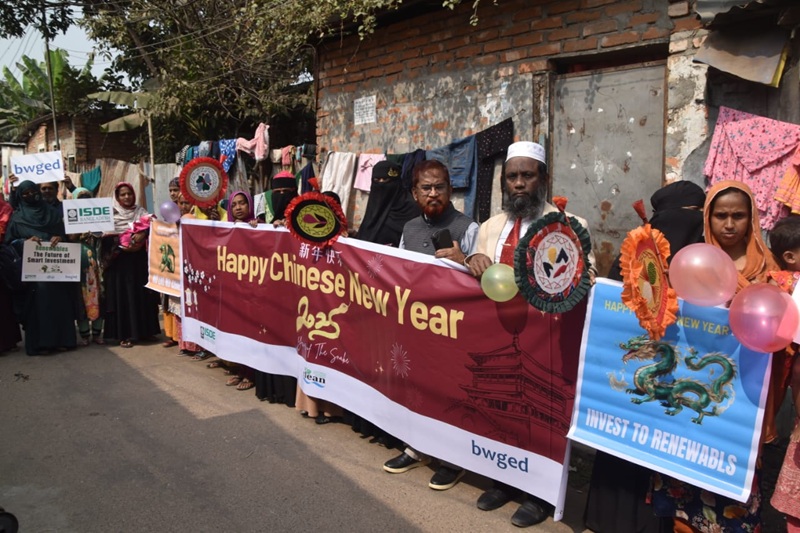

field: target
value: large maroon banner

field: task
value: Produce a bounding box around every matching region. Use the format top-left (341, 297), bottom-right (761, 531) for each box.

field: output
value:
top-left (180, 219), bottom-right (586, 518)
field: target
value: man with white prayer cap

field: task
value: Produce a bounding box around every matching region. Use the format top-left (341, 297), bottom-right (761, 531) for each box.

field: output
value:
top-left (465, 141), bottom-right (595, 279)
top-left (464, 140), bottom-right (596, 527)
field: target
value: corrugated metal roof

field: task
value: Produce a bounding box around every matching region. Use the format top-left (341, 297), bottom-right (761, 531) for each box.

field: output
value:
top-left (694, 0), bottom-right (785, 23)
top-left (694, 0), bottom-right (798, 24)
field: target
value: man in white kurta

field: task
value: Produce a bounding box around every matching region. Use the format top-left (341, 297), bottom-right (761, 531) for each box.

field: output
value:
top-left (464, 141), bottom-right (595, 528)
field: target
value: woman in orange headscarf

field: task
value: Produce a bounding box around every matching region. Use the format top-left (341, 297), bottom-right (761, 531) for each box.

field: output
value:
top-left (703, 180), bottom-right (777, 290)
top-left (655, 181), bottom-right (783, 533)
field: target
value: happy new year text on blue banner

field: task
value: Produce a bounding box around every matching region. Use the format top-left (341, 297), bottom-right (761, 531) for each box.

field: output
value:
top-left (567, 279), bottom-right (771, 502)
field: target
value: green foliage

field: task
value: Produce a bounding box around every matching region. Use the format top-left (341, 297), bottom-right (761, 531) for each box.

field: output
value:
top-left (79, 0), bottom-right (482, 123)
top-left (0, 49), bottom-right (110, 142)
top-left (0, 1), bottom-right (74, 39)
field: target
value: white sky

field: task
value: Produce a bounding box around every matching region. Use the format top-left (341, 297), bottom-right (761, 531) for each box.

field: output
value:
top-left (0, 22), bottom-right (112, 81)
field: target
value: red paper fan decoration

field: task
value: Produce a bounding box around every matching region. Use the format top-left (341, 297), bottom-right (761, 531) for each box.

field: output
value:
top-left (179, 157), bottom-right (228, 209)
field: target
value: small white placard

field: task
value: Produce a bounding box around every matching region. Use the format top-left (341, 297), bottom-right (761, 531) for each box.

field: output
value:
top-left (21, 241), bottom-right (81, 282)
top-left (354, 95), bottom-right (376, 126)
top-left (63, 198), bottom-right (115, 234)
top-left (10, 151), bottom-right (64, 184)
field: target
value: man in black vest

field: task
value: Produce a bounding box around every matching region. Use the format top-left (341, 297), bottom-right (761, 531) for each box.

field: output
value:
top-left (398, 159), bottom-right (478, 261)
top-left (382, 159), bottom-right (478, 491)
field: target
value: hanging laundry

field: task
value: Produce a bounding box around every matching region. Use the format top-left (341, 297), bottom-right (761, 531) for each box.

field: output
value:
top-left (198, 141), bottom-right (212, 158)
top-left (218, 139), bottom-right (237, 173)
top-left (704, 106), bottom-right (800, 229)
top-left (424, 134), bottom-right (479, 218)
top-left (236, 123), bottom-right (269, 161)
top-left (400, 149), bottom-right (426, 192)
top-left (80, 166), bottom-right (102, 195)
top-left (475, 118), bottom-right (514, 223)
top-left (775, 144), bottom-right (800, 215)
top-left (281, 146), bottom-right (295, 168)
top-left (353, 153), bottom-right (386, 192)
top-left (299, 162), bottom-right (316, 194)
top-left (320, 152), bottom-right (358, 216)
top-left (425, 135), bottom-right (477, 189)
top-left (176, 145), bottom-right (191, 166)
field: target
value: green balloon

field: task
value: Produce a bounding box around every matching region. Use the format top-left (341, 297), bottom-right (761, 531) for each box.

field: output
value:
top-left (481, 263), bottom-right (519, 302)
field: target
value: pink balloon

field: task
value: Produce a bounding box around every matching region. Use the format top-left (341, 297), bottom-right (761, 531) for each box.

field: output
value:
top-left (159, 201), bottom-right (181, 223)
top-left (668, 243), bottom-right (738, 306)
top-left (729, 283), bottom-right (799, 353)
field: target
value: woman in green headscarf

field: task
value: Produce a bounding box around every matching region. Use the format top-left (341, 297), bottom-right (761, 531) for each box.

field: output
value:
top-left (72, 187), bottom-right (104, 345)
top-left (5, 180), bottom-right (77, 354)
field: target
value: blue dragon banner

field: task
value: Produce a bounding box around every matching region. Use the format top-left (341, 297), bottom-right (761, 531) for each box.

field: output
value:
top-left (567, 279), bottom-right (771, 502)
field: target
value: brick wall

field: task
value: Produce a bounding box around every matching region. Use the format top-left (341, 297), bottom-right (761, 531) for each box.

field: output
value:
top-left (24, 115), bottom-right (141, 167)
top-left (316, 0), bottom-right (685, 154)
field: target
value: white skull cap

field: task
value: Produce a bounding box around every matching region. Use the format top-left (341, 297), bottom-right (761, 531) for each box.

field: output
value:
top-left (505, 141), bottom-right (546, 165)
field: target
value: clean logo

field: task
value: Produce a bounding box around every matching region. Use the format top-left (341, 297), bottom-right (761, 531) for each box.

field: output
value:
top-left (67, 208), bottom-right (78, 222)
top-left (303, 368), bottom-right (326, 388)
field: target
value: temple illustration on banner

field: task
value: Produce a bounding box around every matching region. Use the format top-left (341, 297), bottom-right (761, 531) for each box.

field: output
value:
top-left (455, 334), bottom-right (574, 450)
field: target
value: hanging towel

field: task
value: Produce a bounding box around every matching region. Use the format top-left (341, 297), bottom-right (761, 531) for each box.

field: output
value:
top-left (80, 166), bottom-right (102, 195)
top-left (236, 123), bottom-right (269, 161)
top-left (320, 152), bottom-right (358, 216)
top-left (282, 146), bottom-right (295, 167)
top-left (704, 106), bottom-right (800, 229)
top-left (353, 153), bottom-right (386, 192)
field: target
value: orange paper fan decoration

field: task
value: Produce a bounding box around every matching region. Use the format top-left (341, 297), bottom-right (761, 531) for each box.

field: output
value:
top-left (619, 225), bottom-right (678, 340)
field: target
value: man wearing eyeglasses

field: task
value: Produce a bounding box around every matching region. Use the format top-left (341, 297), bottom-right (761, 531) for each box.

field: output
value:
top-left (382, 159), bottom-right (478, 491)
top-left (397, 159), bottom-right (479, 263)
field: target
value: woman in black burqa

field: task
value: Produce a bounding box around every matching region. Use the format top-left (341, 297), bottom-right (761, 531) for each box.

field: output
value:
top-left (584, 180), bottom-right (705, 533)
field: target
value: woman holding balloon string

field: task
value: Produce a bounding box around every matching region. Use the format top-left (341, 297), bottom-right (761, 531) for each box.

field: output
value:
top-left (652, 180), bottom-right (782, 533)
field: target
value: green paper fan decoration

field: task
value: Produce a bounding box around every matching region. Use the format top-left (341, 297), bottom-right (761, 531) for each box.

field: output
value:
top-left (514, 210), bottom-right (592, 314)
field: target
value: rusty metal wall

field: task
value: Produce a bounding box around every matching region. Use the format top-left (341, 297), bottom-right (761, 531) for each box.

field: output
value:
top-left (551, 63), bottom-right (667, 276)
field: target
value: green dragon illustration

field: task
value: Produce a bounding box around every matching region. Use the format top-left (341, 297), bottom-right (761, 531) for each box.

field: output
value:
top-left (159, 244), bottom-right (176, 273)
top-left (620, 335), bottom-right (737, 424)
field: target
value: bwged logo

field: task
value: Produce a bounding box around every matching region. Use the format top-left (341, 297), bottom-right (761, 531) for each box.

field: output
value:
top-left (199, 326), bottom-right (216, 342)
top-left (303, 368), bottom-right (326, 388)
top-left (67, 208), bottom-right (78, 223)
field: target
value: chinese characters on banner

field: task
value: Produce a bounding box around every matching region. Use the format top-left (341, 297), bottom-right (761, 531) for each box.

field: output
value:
top-left (179, 219), bottom-right (585, 520)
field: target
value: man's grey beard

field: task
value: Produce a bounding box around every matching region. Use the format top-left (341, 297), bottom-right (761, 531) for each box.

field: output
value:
top-left (503, 185), bottom-right (546, 219)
